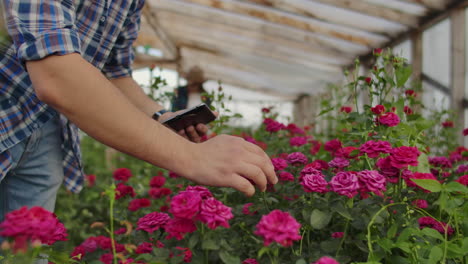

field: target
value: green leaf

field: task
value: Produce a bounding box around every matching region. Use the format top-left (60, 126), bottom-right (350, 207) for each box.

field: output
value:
top-left (421, 227), bottom-right (444, 240)
top-left (387, 224), bottom-right (398, 238)
top-left (258, 247), bottom-right (270, 258)
top-left (310, 209), bottom-right (332, 230)
top-left (428, 246), bottom-right (443, 264)
top-left (202, 239), bottom-right (220, 250)
top-left (219, 250), bottom-right (241, 264)
top-left (411, 179), bottom-right (442, 193)
top-left (445, 182), bottom-right (468, 194)
top-left (416, 153), bottom-right (431, 173)
top-left (295, 259), bottom-right (307, 264)
top-left (331, 202), bottom-right (353, 220)
top-left (377, 238), bottom-right (393, 253)
top-left (188, 233), bottom-right (200, 248)
top-left (394, 242), bottom-right (411, 253)
top-left (396, 65), bottom-right (412, 87)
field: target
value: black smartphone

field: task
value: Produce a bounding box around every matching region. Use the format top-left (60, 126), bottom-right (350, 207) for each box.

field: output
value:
top-left (163, 103), bottom-right (217, 131)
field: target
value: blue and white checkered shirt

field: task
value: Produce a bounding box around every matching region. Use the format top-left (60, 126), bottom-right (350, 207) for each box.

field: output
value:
top-left (0, 0), bottom-right (144, 193)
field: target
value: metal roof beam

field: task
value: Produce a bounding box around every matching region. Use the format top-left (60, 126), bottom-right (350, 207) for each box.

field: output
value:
top-left (168, 0), bottom-right (388, 47)
top-left (396, 0), bottom-right (452, 10)
top-left (152, 0), bottom-right (370, 55)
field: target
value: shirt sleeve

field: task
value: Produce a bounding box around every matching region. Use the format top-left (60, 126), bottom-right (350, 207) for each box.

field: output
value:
top-left (3, 0), bottom-right (81, 63)
top-left (102, 0), bottom-right (145, 79)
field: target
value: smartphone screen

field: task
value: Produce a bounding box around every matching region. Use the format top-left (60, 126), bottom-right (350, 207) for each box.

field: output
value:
top-left (162, 104), bottom-right (216, 131)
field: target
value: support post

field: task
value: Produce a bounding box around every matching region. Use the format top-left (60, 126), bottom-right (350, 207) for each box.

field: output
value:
top-left (451, 8), bottom-right (466, 146)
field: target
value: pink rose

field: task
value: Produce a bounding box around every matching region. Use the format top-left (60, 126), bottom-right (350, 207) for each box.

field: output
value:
top-left (115, 183), bottom-right (136, 200)
top-left (406, 172), bottom-right (437, 192)
top-left (324, 139), bottom-right (342, 153)
top-left (313, 256), bottom-right (340, 264)
top-left (328, 157), bottom-right (350, 169)
top-left (254, 210), bottom-right (301, 247)
top-left (463, 128), bottom-right (468, 136)
top-left (331, 232), bottom-right (344, 238)
top-left (148, 187), bottom-right (172, 199)
top-left (185, 185), bottom-right (213, 200)
top-left (340, 106), bottom-right (352, 113)
top-left (165, 217), bottom-right (197, 240)
top-left (286, 123), bottom-right (305, 135)
top-left (169, 191), bottom-right (202, 219)
top-left (428, 156), bottom-right (452, 168)
top-left (128, 198), bottom-right (151, 212)
top-left (412, 199), bottom-right (428, 209)
top-left (359, 140), bottom-right (392, 158)
top-left (278, 171), bottom-right (295, 182)
top-left (287, 152), bottom-right (308, 165)
top-left (243, 259), bottom-right (259, 264)
top-left (263, 118), bottom-right (285, 132)
top-left (113, 168), bottom-right (132, 182)
top-left (357, 170), bottom-right (386, 196)
top-left (242, 203), bottom-right (257, 215)
top-left (199, 198), bottom-right (233, 229)
top-left (376, 157), bottom-right (400, 183)
top-left (371, 105), bottom-right (385, 115)
top-left (290, 136), bottom-right (308, 147)
top-left (300, 173), bottom-right (328, 193)
top-left (149, 175), bottom-right (166, 188)
top-left (330, 172), bottom-right (360, 198)
top-left (271, 158), bottom-right (288, 171)
top-left (85, 174), bottom-right (96, 187)
top-left (456, 175), bottom-right (468, 185)
top-left (390, 146), bottom-right (421, 168)
top-left (135, 242), bottom-right (153, 254)
top-left (378, 112), bottom-right (400, 127)
top-left (136, 212), bottom-right (170, 233)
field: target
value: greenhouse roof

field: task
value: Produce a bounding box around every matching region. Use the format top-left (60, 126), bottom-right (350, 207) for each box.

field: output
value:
top-left (134, 0), bottom-right (466, 98)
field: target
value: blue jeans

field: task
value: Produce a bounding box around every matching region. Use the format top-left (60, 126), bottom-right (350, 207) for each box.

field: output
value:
top-left (0, 114), bottom-right (64, 250)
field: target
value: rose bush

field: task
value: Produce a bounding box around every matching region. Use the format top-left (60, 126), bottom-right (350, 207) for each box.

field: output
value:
top-left (1, 50), bottom-right (468, 264)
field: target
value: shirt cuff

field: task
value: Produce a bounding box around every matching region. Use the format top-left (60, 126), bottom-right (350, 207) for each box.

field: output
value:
top-left (16, 28), bottom-right (81, 63)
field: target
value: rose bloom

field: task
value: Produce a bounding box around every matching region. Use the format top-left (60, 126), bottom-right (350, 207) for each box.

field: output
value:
top-left (278, 171), bottom-right (295, 182)
top-left (286, 152), bottom-right (308, 165)
top-left (429, 156), bottom-right (452, 168)
top-left (404, 106), bottom-right (413, 115)
top-left (328, 157), bottom-right (350, 169)
top-left (456, 175), bottom-right (468, 186)
top-left (113, 168), bottom-right (132, 182)
top-left (330, 171), bottom-right (360, 198)
top-left (242, 203), bottom-right (257, 215)
top-left (376, 156), bottom-right (400, 183)
top-left (357, 170), bottom-right (386, 196)
top-left (149, 175), bottom-right (166, 188)
top-left (169, 191), bottom-right (202, 219)
top-left (305, 160), bottom-right (329, 171)
top-left (418, 216), bottom-right (454, 235)
top-left (378, 112), bottom-right (400, 127)
top-left (456, 165), bottom-right (468, 174)
top-left (254, 210), bottom-right (301, 247)
top-left (289, 136), bottom-right (308, 147)
top-left (340, 106), bottom-right (352, 113)
top-left (300, 167), bottom-right (324, 182)
top-left (442, 121), bottom-right (454, 128)
top-left (148, 187), bottom-right (172, 199)
top-left (128, 198), bottom-right (151, 212)
top-left (185, 185), bottom-right (213, 200)
top-left (135, 242), bottom-right (153, 254)
top-left (263, 118), bottom-right (285, 132)
top-left (115, 183), bottom-right (136, 200)
top-left (243, 258), bottom-right (259, 264)
top-left (136, 212), bottom-right (170, 233)
top-left (359, 140), bottom-right (392, 158)
top-left (199, 197), bottom-right (234, 230)
top-left (412, 199), bottom-right (428, 209)
top-left (463, 128), bottom-right (468, 136)
top-left (390, 146), bottom-right (421, 169)
top-left (85, 174), bottom-right (96, 187)
top-left (371, 105), bottom-right (385, 115)
top-left (0, 206), bottom-right (68, 252)
top-left (405, 89), bottom-right (416, 97)
top-left (310, 140), bottom-right (322, 155)
top-left (301, 173), bottom-right (328, 193)
top-left (313, 256), bottom-right (340, 264)
top-left (286, 123), bottom-right (305, 135)
top-left (175, 247), bottom-right (193, 263)
top-left (165, 217), bottom-right (197, 240)
top-left (365, 77), bottom-right (372, 85)
top-left (324, 139), bottom-right (342, 153)
top-left (331, 232), bottom-right (344, 238)
top-left (271, 158), bottom-right (288, 171)
top-left (335, 146), bottom-right (359, 159)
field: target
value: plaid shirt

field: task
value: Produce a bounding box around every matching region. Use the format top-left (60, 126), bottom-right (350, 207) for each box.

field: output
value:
top-left (0, 0), bottom-right (144, 193)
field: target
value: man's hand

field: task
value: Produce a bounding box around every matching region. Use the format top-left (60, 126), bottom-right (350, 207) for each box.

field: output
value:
top-left (181, 135), bottom-right (278, 196)
top-left (159, 110), bottom-right (217, 143)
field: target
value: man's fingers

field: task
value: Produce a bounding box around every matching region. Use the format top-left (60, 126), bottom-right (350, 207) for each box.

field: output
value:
top-left (242, 141), bottom-right (278, 184)
top-left (237, 163), bottom-right (268, 192)
top-left (227, 174), bottom-right (256, 196)
top-left (195, 123), bottom-right (208, 135)
top-left (185, 125), bottom-right (201, 143)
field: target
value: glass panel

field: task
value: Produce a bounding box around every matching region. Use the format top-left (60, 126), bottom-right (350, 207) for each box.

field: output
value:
top-left (422, 81), bottom-right (450, 117)
top-left (393, 39), bottom-right (412, 64)
top-left (423, 19), bottom-right (451, 88)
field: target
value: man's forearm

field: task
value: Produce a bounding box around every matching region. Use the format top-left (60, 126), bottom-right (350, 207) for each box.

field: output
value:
top-left (27, 53), bottom-right (195, 176)
top-left (111, 76), bottom-right (165, 117)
